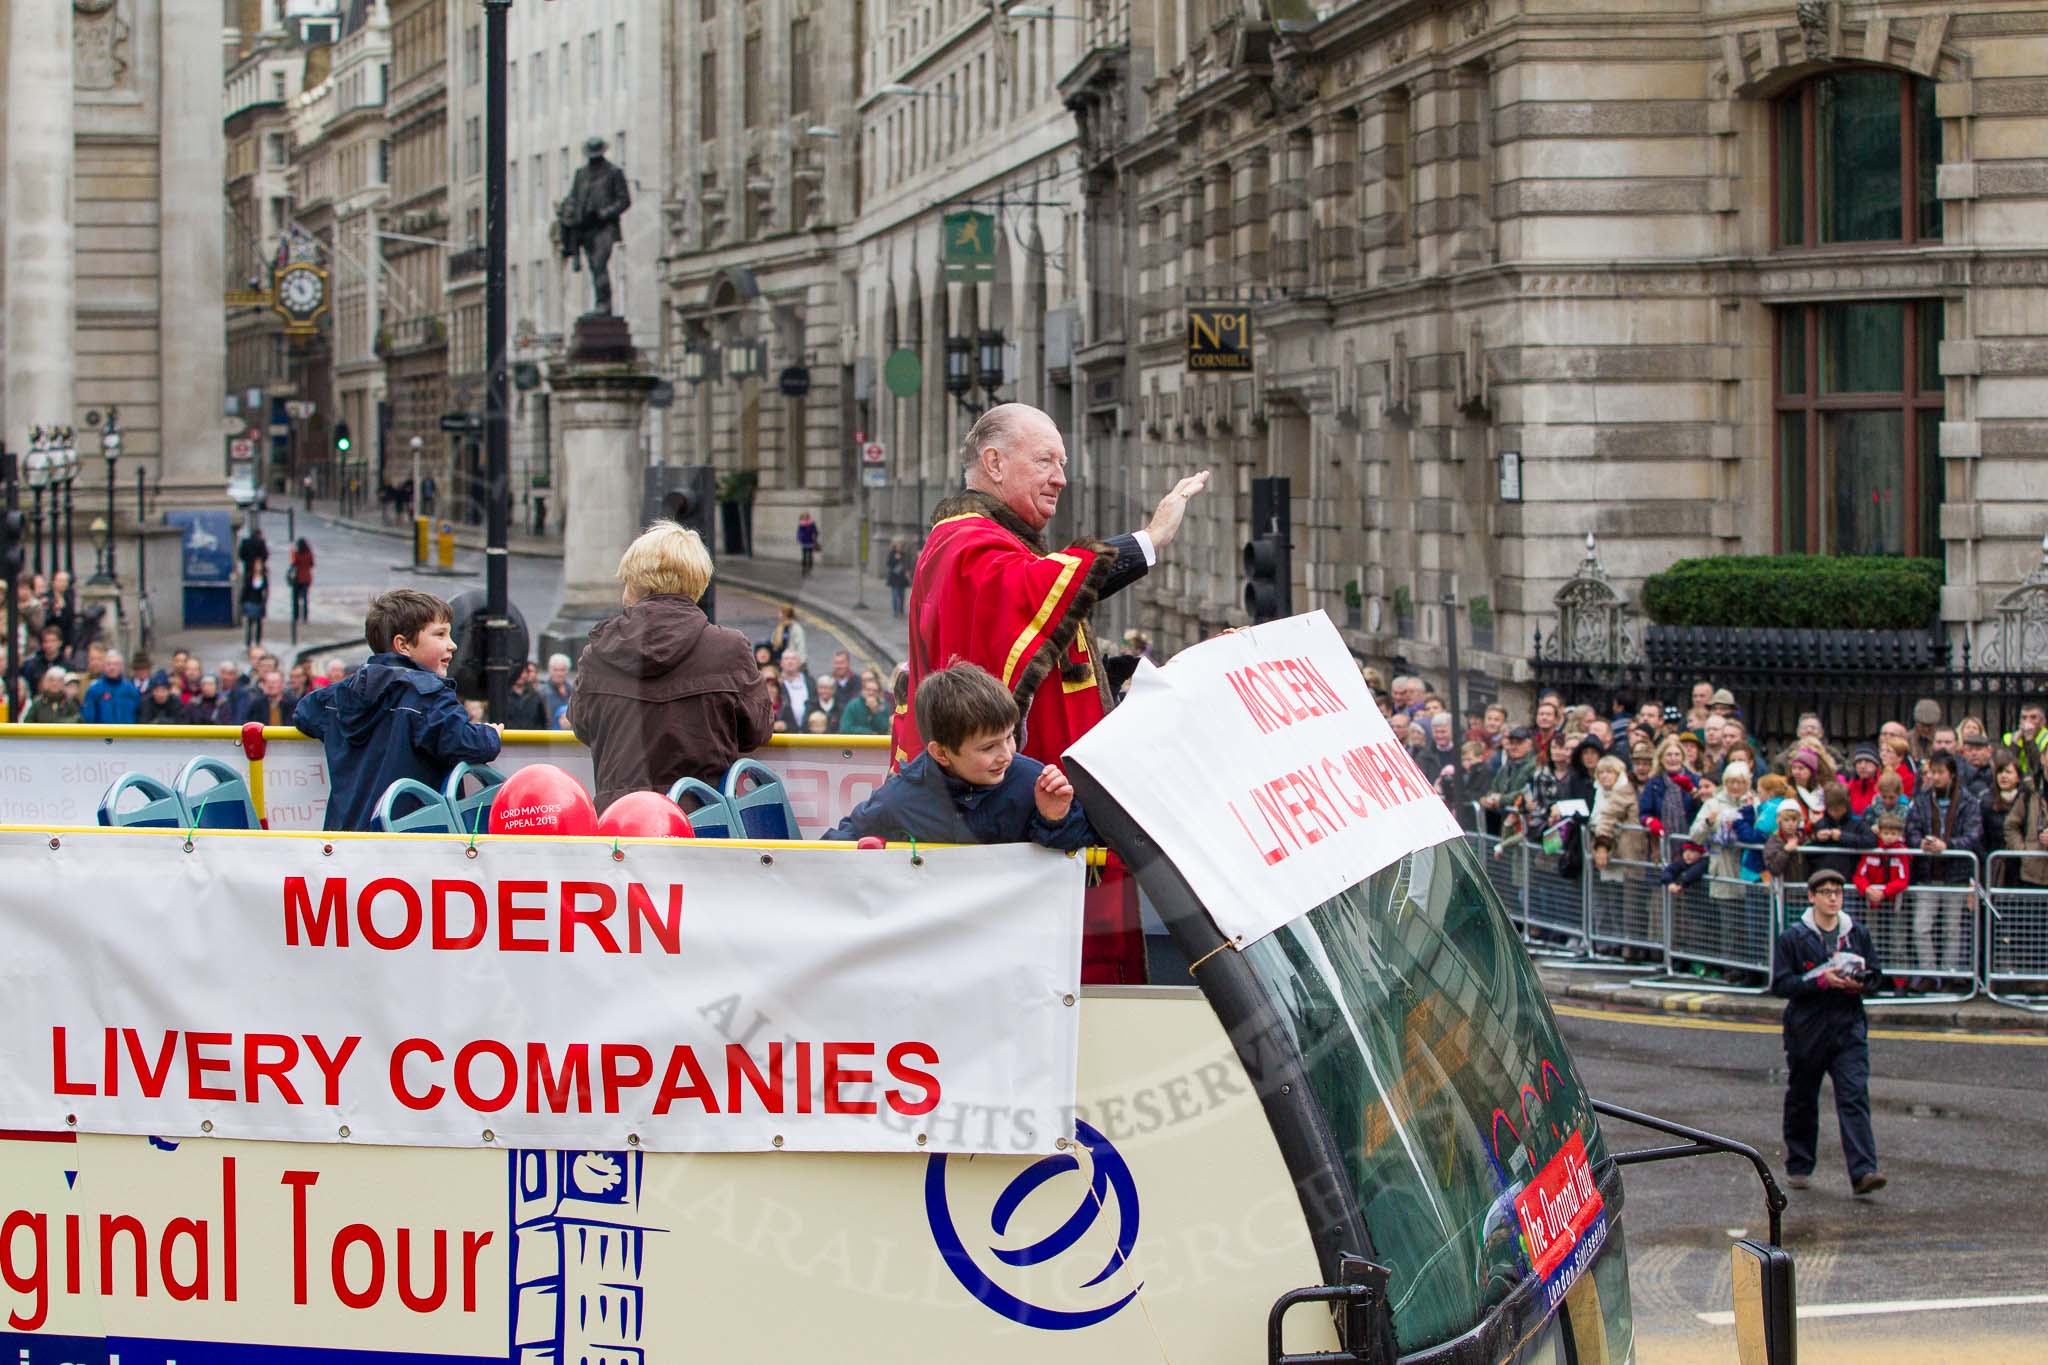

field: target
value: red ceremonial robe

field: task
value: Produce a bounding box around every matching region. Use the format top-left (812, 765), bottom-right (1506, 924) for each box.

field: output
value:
top-left (894, 490), bottom-right (1140, 983)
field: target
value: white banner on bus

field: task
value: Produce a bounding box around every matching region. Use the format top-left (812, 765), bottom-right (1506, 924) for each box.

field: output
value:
top-left (0, 732), bottom-right (889, 834)
top-left (1067, 611), bottom-right (1462, 947)
top-left (0, 832), bottom-right (1083, 1154)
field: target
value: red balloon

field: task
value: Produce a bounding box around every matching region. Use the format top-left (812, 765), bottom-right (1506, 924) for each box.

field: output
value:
top-left (597, 791), bottom-right (697, 840)
top-left (487, 763), bottom-right (598, 837)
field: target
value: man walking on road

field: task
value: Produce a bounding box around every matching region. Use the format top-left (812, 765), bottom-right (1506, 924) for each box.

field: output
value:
top-left (1772, 868), bottom-right (1886, 1196)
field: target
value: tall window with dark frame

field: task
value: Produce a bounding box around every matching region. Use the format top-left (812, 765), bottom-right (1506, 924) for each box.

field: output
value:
top-left (700, 49), bottom-right (718, 140)
top-left (1774, 68), bottom-right (1941, 248)
top-left (1775, 300), bottom-right (1945, 559)
top-left (789, 18), bottom-right (813, 118)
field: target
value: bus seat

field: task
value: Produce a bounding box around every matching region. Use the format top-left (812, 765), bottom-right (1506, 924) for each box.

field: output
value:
top-left (665, 777), bottom-right (738, 839)
top-left (375, 779), bottom-right (457, 835)
top-left (176, 756), bottom-right (260, 830)
top-left (96, 773), bottom-right (187, 829)
top-left (723, 757), bottom-right (798, 841)
top-left (443, 762), bottom-right (507, 835)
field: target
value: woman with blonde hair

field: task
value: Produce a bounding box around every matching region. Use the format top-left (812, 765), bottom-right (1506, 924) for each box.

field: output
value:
top-left (570, 523), bottom-right (779, 812)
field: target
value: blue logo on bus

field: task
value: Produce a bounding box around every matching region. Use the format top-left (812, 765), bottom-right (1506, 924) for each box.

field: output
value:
top-left (923, 1120), bottom-right (1142, 1330)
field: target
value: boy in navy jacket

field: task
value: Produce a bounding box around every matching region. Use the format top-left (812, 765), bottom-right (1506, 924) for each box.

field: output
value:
top-left (827, 661), bottom-right (1092, 850)
top-left (294, 588), bottom-right (502, 831)
top-left (1771, 868), bottom-right (1885, 1196)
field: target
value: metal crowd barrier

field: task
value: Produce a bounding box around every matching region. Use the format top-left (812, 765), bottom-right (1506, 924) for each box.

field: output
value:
top-left (1779, 847), bottom-right (1981, 1003)
top-left (1448, 792), bottom-right (2006, 1002)
top-left (1985, 851), bottom-right (2048, 1012)
top-left (1586, 824), bottom-right (1666, 960)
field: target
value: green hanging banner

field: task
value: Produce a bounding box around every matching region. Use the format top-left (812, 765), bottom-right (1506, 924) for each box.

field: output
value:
top-left (942, 211), bottom-right (997, 283)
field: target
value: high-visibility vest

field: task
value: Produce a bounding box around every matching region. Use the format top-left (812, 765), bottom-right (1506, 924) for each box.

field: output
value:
top-left (2002, 728), bottom-right (2048, 774)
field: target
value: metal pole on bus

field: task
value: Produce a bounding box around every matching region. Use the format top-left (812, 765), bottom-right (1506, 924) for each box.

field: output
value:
top-left (482, 0), bottom-right (513, 723)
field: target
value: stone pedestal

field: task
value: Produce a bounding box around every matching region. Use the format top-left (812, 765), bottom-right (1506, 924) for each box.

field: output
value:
top-left (538, 321), bottom-right (659, 663)
top-left (1, 0), bottom-right (76, 451)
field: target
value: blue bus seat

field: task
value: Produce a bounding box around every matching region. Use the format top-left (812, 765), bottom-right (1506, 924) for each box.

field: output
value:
top-left (723, 757), bottom-right (798, 841)
top-left (176, 756), bottom-right (260, 830)
top-left (375, 779), bottom-right (457, 834)
top-left (97, 773), bottom-right (187, 829)
top-left (665, 776), bottom-right (738, 839)
top-left (443, 762), bottom-right (508, 835)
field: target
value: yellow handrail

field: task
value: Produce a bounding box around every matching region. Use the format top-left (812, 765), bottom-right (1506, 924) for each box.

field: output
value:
top-left (0, 723), bottom-right (890, 749)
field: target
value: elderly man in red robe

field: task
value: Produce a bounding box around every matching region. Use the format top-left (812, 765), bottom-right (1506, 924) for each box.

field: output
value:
top-left (895, 402), bottom-right (1207, 982)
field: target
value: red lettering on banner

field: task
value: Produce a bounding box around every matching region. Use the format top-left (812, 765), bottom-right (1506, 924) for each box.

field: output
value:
top-left (823, 1042), bottom-right (877, 1115)
top-left (727, 1043), bottom-right (784, 1113)
top-left (626, 883), bottom-right (683, 954)
top-left (52, 1028), bottom-right (92, 1096)
top-left (496, 881), bottom-right (547, 952)
top-left (304, 1034), bottom-right (360, 1106)
top-left (357, 878), bottom-right (423, 950)
top-left (452, 1040), bottom-right (517, 1112)
top-left (244, 1033), bottom-right (302, 1104)
top-left (885, 1042), bottom-right (942, 1117)
top-left (284, 876), bottom-right (348, 947)
top-left (183, 1030), bottom-right (234, 1103)
top-left (651, 1045), bottom-right (718, 1115)
top-left (600, 1043), bottom-right (653, 1113)
top-left (1227, 797), bottom-right (1287, 865)
top-left (560, 881), bottom-right (620, 953)
top-left (1322, 757), bottom-right (1370, 818)
top-left (391, 1038), bottom-right (444, 1110)
top-left (1227, 668), bottom-right (1283, 735)
top-left (526, 1042), bottom-right (591, 1114)
top-left (431, 880), bottom-right (487, 950)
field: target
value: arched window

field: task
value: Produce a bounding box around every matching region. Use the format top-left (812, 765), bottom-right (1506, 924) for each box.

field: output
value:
top-left (1774, 68), bottom-right (1941, 248)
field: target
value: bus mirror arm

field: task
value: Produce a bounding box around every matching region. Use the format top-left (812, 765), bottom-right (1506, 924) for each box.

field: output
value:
top-left (1590, 1097), bottom-right (1790, 1249)
top-left (1266, 1257), bottom-right (1395, 1365)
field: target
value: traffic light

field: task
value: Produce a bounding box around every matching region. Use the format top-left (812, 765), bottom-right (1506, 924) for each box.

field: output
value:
top-left (1243, 476), bottom-right (1292, 625)
top-left (334, 421), bottom-right (353, 455)
top-left (1, 509), bottom-right (23, 582)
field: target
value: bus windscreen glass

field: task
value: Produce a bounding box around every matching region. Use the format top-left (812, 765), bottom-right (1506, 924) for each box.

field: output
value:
top-left (1238, 834), bottom-right (1635, 1358)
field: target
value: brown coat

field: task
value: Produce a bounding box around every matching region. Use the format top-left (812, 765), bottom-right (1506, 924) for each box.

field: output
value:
top-left (570, 594), bottom-right (779, 811)
top-left (2004, 788), bottom-right (2048, 886)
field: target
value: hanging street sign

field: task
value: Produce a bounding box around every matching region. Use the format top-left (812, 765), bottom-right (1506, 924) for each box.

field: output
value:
top-left (884, 348), bottom-right (924, 398)
top-left (1186, 306), bottom-right (1254, 372)
top-left (943, 210), bottom-right (997, 283)
top-left (779, 366), bottom-right (812, 398)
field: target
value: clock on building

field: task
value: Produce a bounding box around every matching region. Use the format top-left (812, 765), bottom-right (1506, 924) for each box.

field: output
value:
top-left (273, 263), bottom-right (329, 333)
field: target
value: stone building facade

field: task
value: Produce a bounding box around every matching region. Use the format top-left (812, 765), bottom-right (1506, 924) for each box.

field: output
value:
top-left (1059, 0), bottom-right (2048, 686)
top-left (1, 0), bottom-right (225, 506)
top-left (381, 0), bottom-right (451, 493)
top-left (660, 1), bottom-right (1102, 570)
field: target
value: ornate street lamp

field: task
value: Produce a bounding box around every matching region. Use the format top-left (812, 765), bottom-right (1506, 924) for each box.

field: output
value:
top-left (944, 335), bottom-right (973, 399)
top-left (91, 408), bottom-right (121, 585)
top-left (976, 329), bottom-right (1005, 393)
top-left (24, 429), bottom-right (49, 576)
top-left (57, 426), bottom-right (79, 578)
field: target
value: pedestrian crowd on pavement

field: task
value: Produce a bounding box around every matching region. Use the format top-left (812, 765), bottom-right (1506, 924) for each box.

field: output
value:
top-left (1385, 671), bottom-right (2048, 996)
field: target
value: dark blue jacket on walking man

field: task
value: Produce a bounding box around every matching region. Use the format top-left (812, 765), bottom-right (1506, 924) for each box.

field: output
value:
top-left (825, 751), bottom-right (1093, 851)
top-left (1770, 872), bottom-right (1885, 1193)
top-left (293, 651), bottom-right (501, 832)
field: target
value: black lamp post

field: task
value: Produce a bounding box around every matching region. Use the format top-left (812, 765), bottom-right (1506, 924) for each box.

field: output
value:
top-left (24, 429), bottom-right (49, 576)
top-left (57, 426), bottom-right (79, 579)
top-left (92, 408), bottom-right (120, 585)
top-left (976, 330), bottom-right (1005, 393)
top-left (944, 330), bottom-right (1006, 417)
top-left (944, 336), bottom-right (973, 400)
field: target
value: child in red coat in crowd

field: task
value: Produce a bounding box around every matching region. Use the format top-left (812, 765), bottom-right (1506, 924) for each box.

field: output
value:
top-left (1853, 812), bottom-right (1913, 906)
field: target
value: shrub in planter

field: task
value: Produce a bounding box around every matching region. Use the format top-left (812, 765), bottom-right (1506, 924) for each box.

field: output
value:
top-left (1641, 555), bottom-right (1940, 631)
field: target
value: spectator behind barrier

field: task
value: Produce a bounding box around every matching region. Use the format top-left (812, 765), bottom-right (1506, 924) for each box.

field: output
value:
top-left (293, 588), bottom-right (503, 832)
top-left (569, 522), bottom-right (778, 812)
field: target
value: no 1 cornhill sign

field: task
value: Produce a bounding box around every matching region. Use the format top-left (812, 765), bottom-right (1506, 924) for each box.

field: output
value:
top-left (1186, 306), bottom-right (1253, 371)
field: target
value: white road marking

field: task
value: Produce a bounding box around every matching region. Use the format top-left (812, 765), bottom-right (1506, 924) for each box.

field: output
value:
top-left (1697, 1292), bottom-right (2048, 1326)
